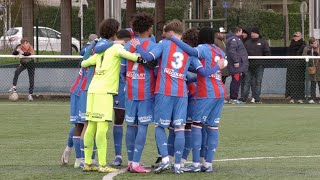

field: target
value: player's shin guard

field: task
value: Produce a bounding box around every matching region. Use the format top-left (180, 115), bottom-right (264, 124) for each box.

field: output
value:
top-left (182, 128), bottom-right (192, 160)
top-left (133, 125), bottom-right (148, 164)
top-left (200, 125), bottom-right (208, 162)
top-left (67, 127), bottom-right (75, 148)
top-left (167, 128), bottom-right (175, 158)
top-left (126, 125), bottom-right (137, 162)
top-left (96, 122), bottom-right (109, 166)
top-left (191, 125), bottom-right (202, 165)
top-left (73, 136), bottom-right (81, 159)
top-left (205, 126), bottom-right (219, 164)
top-left (174, 129), bottom-right (185, 165)
top-left (155, 126), bottom-right (169, 158)
top-left (113, 124), bottom-right (123, 156)
top-left (84, 121), bottom-right (97, 165)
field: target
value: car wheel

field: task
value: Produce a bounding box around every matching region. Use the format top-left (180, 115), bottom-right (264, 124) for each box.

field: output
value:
top-left (71, 44), bottom-right (78, 52)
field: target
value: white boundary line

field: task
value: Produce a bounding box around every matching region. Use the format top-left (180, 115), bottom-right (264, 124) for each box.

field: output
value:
top-left (102, 155), bottom-right (320, 180)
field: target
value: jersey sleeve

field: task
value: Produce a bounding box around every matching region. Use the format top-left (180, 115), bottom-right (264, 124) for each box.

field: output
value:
top-left (81, 53), bottom-right (97, 67)
top-left (149, 40), bottom-right (164, 60)
top-left (117, 45), bottom-right (138, 61)
top-left (190, 57), bottom-right (203, 70)
top-left (94, 39), bottom-right (114, 54)
top-left (195, 45), bottom-right (205, 59)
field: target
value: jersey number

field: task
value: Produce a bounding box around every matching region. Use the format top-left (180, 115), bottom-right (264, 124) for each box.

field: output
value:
top-left (172, 52), bottom-right (184, 69)
top-left (132, 53), bottom-right (141, 70)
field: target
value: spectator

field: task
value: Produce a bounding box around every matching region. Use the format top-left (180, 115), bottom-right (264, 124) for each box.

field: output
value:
top-left (214, 27), bottom-right (229, 85)
top-left (286, 32), bottom-right (306, 103)
top-left (80, 34), bottom-right (98, 56)
top-left (226, 26), bottom-right (249, 104)
top-left (241, 27), bottom-right (271, 103)
top-left (302, 37), bottom-right (320, 104)
top-left (241, 28), bottom-right (250, 43)
top-left (8, 38), bottom-right (35, 101)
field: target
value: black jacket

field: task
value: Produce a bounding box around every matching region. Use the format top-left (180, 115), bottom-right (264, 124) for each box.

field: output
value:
top-left (244, 38), bottom-right (271, 56)
top-left (226, 33), bottom-right (249, 74)
top-left (288, 39), bottom-right (305, 56)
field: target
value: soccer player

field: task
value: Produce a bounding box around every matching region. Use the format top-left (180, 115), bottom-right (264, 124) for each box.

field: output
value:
top-left (130, 19), bottom-right (225, 174)
top-left (169, 27), bottom-right (227, 172)
top-left (81, 19), bottom-right (144, 173)
top-left (121, 13), bottom-right (157, 173)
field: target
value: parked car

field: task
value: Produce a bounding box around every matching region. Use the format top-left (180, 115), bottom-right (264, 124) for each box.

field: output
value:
top-left (0, 26), bottom-right (80, 52)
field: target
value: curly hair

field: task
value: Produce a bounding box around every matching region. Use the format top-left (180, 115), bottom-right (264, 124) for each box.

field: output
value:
top-left (164, 19), bottom-right (183, 35)
top-left (182, 28), bottom-right (199, 47)
top-left (116, 29), bottom-right (132, 39)
top-left (99, 18), bottom-right (120, 39)
top-left (131, 13), bottom-right (154, 34)
top-left (198, 27), bottom-right (215, 44)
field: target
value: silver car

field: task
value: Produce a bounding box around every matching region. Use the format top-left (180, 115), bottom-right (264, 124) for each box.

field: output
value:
top-left (0, 26), bottom-right (80, 52)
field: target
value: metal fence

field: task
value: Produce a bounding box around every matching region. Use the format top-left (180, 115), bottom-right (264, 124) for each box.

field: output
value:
top-left (0, 55), bottom-right (319, 103)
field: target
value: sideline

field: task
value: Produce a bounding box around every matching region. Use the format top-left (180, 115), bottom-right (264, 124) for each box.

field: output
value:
top-left (102, 155), bottom-right (320, 180)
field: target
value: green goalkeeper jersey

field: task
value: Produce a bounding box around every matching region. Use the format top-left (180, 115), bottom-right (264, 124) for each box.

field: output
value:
top-left (81, 44), bottom-right (138, 94)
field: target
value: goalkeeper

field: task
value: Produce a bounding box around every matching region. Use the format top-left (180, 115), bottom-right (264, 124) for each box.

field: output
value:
top-left (81, 18), bottom-right (145, 173)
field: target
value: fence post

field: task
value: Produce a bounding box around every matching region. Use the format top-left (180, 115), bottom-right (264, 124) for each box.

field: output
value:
top-left (304, 57), bottom-right (310, 100)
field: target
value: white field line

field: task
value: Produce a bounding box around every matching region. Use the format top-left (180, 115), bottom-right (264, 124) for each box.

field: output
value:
top-left (0, 103), bottom-right (68, 106)
top-left (102, 155), bottom-right (320, 180)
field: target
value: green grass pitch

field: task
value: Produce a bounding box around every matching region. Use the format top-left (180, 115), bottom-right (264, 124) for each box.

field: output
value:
top-left (0, 101), bottom-right (319, 180)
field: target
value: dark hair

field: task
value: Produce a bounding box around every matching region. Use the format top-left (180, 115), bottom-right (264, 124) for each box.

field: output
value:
top-left (198, 27), bottom-right (215, 44)
top-left (132, 13), bottom-right (154, 34)
top-left (230, 26), bottom-right (242, 34)
top-left (309, 37), bottom-right (316, 45)
top-left (164, 19), bottom-right (183, 35)
top-left (116, 29), bottom-right (132, 39)
top-left (182, 28), bottom-right (199, 47)
top-left (99, 18), bottom-right (120, 39)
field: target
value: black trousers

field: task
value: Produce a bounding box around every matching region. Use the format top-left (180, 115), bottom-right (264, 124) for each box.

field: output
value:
top-left (13, 61), bottom-right (35, 94)
top-left (285, 61), bottom-right (306, 100)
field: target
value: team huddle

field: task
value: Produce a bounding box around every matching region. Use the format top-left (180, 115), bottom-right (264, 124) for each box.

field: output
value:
top-left (61, 13), bottom-right (227, 174)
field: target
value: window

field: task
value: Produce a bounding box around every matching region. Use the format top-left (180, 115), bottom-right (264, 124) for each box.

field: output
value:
top-left (41, 29), bottom-right (59, 39)
top-left (6, 28), bottom-right (19, 36)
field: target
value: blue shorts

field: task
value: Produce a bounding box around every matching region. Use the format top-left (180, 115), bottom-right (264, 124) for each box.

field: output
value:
top-left (70, 94), bottom-right (81, 124)
top-left (194, 98), bottom-right (224, 127)
top-left (125, 98), bottom-right (154, 125)
top-left (79, 90), bottom-right (88, 122)
top-left (154, 94), bottom-right (187, 128)
top-left (114, 81), bottom-right (125, 110)
top-left (187, 100), bottom-right (196, 123)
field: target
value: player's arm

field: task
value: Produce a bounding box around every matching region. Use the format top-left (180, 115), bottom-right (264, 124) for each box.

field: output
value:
top-left (120, 58), bottom-right (127, 83)
top-left (94, 39), bottom-right (114, 54)
top-left (228, 39), bottom-right (240, 64)
top-left (117, 46), bottom-right (139, 62)
top-left (130, 39), bottom-right (163, 61)
top-left (186, 72), bottom-right (197, 84)
top-left (169, 37), bottom-right (198, 57)
top-left (81, 54), bottom-right (97, 67)
top-left (192, 58), bottom-right (224, 77)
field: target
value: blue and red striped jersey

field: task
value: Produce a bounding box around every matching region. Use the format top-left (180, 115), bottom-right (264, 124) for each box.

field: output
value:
top-left (150, 40), bottom-right (202, 97)
top-left (121, 38), bottom-right (157, 100)
top-left (195, 44), bottom-right (226, 99)
top-left (70, 68), bottom-right (83, 96)
top-left (187, 82), bottom-right (197, 103)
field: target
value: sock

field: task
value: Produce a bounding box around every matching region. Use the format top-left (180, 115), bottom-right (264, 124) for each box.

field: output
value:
top-left (67, 127), bottom-right (75, 148)
top-left (84, 121), bottom-right (97, 165)
top-left (162, 156), bottom-right (169, 163)
top-left (167, 128), bottom-right (175, 157)
top-left (92, 140), bottom-right (97, 160)
top-left (96, 121), bottom-right (109, 166)
top-left (155, 126), bottom-right (168, 158)
top-left (113, 124), bottom-right (123, 156)
top-left (73, 136), bottom-right (81, 159)
top-left (205, 127), bottom-right (219, 164)
top-left (133, 125), bottom-right (148, 164)
top-left (174, 163), bottom-right (181, 169)
top-left (126, 125), bottom-right (137, 161)
top-left (191, 125), bottom-right (202, 164)
top-left (155, 133), bottom-right (161, 157)
top-left (80, 139), bottom-right (84, 163)
top-left (182, 129), bottom-right (192, 160)
top-left (200, 125), bottom-right (207, 160)
top-left (174, 129), bottom-right (185, 165)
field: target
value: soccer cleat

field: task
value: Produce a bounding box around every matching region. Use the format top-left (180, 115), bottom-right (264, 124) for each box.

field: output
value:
top-left (200, 165), bottom-right (213, 172)
top-left (174, 167), bottom-right (184, 174)
top-left (98, 165), bottom-right (119, 173)
top-left (250, 98), bottom-right (255, 103)
top-left (255, 101), bottom-right (262, 104)
top-left (83, 164), bottom-right (98, 172)
top-left (297, 99), bottom-right (304, 104)
top-left (60, 147), bottom-right (71, 165)
top-left (154, 162), bottom-right (171, 174)
top-left (74, 159), bottom-right (81, 168)
top-left (127, 162), bottom-right (132, 171)
top-left (110, 157), bottom-right (123, 166)
top-left (8, 87), bottom-right (16, 93)
top-left (289, 99), bottom-right (295, 104)
top-left (28, 94), bottom-right (33, 101)
top-left (151, 156), bottom-right (162, 168)
top-left (308, 100), bottom-right (316, 104)
top-left (130, 164), bottom-right (151, 173)
top-left (181, 164), bottom-right (201, 172)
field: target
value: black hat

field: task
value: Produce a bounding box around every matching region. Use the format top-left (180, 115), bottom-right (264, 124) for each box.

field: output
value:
top-left (251, 27), bottom-right (260, 35)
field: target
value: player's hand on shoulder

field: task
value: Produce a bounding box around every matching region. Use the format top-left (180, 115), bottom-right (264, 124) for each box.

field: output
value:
top-left (130, 38), bottom-right (141, 48)
top-left (217, 59), bottom-right (225, 69)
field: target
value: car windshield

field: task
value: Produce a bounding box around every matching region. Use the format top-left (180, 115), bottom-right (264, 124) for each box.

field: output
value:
top-left (6, 28), bottom-right (19, 36)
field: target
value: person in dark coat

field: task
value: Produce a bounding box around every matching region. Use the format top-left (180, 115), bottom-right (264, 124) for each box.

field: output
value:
top-left (286, 32), bottom-right (306, 103)
top-left (226, 26), bottom-right (249, 104)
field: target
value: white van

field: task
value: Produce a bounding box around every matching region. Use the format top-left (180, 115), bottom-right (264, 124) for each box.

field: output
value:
top-left (0, 26), bottom-right (80, 52)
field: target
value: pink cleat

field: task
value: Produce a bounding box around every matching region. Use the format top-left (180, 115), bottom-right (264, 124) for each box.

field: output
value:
top-left (130, 164), bottom-right (151, 173)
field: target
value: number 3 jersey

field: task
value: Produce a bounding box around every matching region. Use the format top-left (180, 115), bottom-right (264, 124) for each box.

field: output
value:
top-left (149, 39), bottom-right (203, 97)
top-left (121, 38), bottom-right (157, 100)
